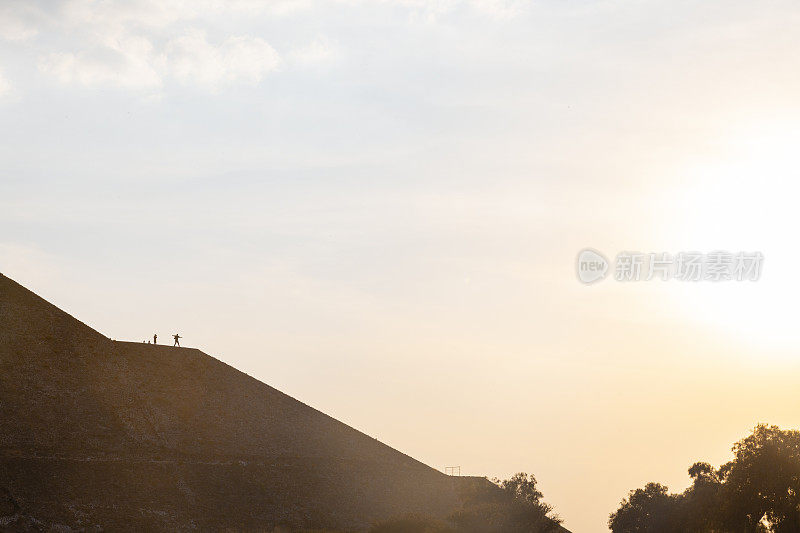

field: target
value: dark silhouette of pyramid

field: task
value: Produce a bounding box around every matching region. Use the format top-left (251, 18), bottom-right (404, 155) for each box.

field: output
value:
top-left (0, 273), bottom-right (471, 531)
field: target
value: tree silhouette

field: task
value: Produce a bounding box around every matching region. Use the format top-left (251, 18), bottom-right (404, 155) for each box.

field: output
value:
top-left (450, 473), bottom-right (562, 533)
top-left (608, 483), bottom-right (682, 533)
top-left (371, 472), bottom-right (562, 533)
top-left (609, 424), bottom-right (800, 533)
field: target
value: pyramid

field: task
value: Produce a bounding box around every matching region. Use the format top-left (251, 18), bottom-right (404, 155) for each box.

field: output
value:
top-left (0, 273), bottom-right (473, 531)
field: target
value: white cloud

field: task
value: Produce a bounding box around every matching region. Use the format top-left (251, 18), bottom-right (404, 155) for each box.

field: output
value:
top-left (163, 30), bottom-right (280, 89)
top-left (289, 37), bottom-right (339, 66)
top-left (387, 0), bottom-right (461, 22)
top-left (38, 25), bottom-right (282, 92)
top-left (217, 0), bottom-right (315, 16)
top-left (468, 0), bottom-right (529, 19)
top-left (375, 0), bottom-right (529, 21)
top-left (6, 1), bottom-right (280, 92)
top-left (16, 0), bottom-right (527, 94)
top-left (0, 2), bottom-right (40, 41)
top-left (0, 69), bottom-right (11, 97)
top-left (39, 34), bottom-right (162, 90)
top-left (59, 0), bottom-right (315, 30)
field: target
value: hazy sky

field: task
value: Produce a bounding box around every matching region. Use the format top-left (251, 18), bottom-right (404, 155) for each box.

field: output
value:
top-left (3, 1), bottom-right (800, 530)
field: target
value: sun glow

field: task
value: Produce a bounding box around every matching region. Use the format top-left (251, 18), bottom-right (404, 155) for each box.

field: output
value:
top-left (666, 120), bottom-right (800, 351)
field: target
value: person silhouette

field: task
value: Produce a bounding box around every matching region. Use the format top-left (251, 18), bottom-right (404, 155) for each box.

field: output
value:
top-left (173, 333), bottom-right (181, 347)
top-left (153, 333), bottom-right (157, 345)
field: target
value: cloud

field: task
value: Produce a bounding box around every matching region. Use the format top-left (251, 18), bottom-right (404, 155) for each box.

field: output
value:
top-left (17, 0), bottom-right (527, 94)
top-left (0, 2), bottom-right (40, 41)
top-left (468, 0), bottom-right (529, 18)
top-left (377, 0), bottom-right (529, 21)
top-left (39, 34), bottom-right (162, 90)
top-left (18, 1), bottom-right (280, 92)
top-left (289, 37), bottom-right (339, 66)
top-left (163, 30), bottom-right (281, 89)
top-left (36, 25), bottom-right (279, 92)
top-left (0, 69), bottom-right (11, 97)
top-left (58, 0), bottom-right (315, 30)
top-left (218, 0), bottom-right (315, 16)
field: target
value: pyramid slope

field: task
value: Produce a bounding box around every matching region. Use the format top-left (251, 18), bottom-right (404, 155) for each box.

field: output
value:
top-left (0, 273), bottom-right (465, 530)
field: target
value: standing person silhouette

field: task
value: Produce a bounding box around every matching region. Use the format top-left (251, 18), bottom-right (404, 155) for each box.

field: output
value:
top-left (153, 333), bottom-right (157, 345)
top-left (173, 334), bottom-right (181, 347)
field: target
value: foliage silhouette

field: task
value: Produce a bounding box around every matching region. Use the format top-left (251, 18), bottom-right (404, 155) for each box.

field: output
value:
top-left (609, 424), bottom-right (800, 533)
top-left (370, 473), bottom-right (563, 533)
